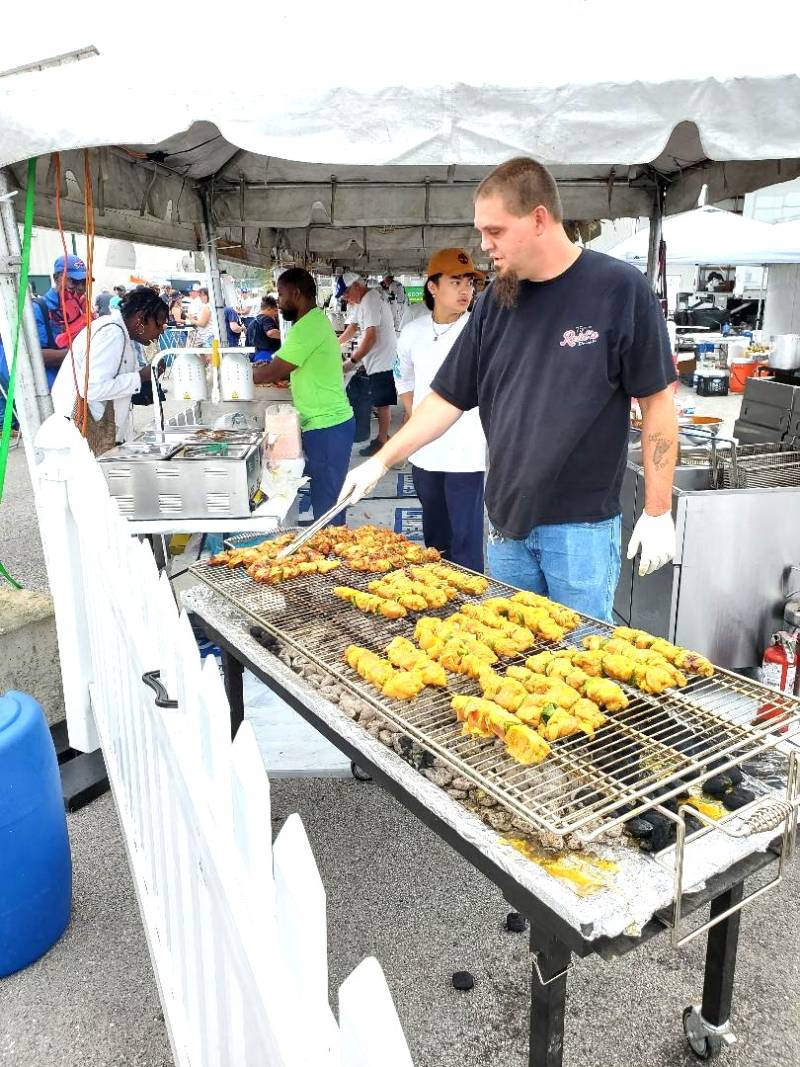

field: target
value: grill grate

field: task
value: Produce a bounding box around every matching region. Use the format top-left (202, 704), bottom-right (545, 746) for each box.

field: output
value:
top-left (191, 550), bottom-right (800, 839)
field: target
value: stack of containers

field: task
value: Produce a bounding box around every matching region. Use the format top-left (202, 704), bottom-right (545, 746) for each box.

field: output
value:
top-left (694, 341), bottom-right (730, 397)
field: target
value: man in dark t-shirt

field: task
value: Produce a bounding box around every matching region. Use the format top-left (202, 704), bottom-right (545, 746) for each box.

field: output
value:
top-left (339, 157), bottom-right (679, 620)
top-left (223, 305), bottom-right (243, 347)
top-left (245, 295), bottom-right (282, 362)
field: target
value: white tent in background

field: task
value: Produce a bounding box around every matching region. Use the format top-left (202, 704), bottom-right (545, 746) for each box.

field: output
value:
top-left (606, 207), bottom-right (800, 267)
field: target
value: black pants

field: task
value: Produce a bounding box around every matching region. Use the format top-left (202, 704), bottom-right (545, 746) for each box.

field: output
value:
top-left (411, 465), bottom-right (485, 573)
top-left (346, 370), bottom-right (372, 442)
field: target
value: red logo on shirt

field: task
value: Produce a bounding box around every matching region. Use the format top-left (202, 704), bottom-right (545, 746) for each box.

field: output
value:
top-left (560, 326), bottom-right (599, 348)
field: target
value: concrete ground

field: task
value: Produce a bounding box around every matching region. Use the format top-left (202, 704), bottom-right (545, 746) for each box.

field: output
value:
top-left (2, 781), bottom-right (798, 1067)
top-left (3, 388), bottom-right (800, 1067)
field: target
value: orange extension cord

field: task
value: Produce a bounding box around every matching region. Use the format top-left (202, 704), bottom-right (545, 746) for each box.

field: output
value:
top-left (53, 151), bottom-right (96, 436)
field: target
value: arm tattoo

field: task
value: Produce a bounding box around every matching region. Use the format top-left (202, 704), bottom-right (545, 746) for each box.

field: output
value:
top-left (648, 431), bottom-right (674, 471)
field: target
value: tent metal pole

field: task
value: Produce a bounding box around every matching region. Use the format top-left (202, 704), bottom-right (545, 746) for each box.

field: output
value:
top-left (645, 181), bottom-right (665, 291)
top-left (201, 189), bottom-right (227, 342)
top-left (0, 167), bottom-right (52, 452)
top-left (757, 266), bottom-right (768, 330)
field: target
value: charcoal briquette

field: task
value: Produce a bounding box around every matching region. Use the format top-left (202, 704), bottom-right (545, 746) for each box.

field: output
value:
top-left (703, 775), bottom-right (731, 799)
top-left (676, 737), bottom-right (712, 759)
top-left (625, 817), bottom-right (654, 839)
top-left (639, 812), bottom-right (676, 851)
top-left (651, 783), bottom-right (677, 800)
top-left (452, 970), bottom-right (475, 991)
top-left (723, 787), bottom-right (755, 812)
top-left (505, 912), bottom-right (527, 933)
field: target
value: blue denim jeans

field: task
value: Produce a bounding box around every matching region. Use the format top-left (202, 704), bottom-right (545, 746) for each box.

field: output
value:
top-left (487, 515), bottom-right (622, 621)
top-left (300, 416), bottom-right (356, 526)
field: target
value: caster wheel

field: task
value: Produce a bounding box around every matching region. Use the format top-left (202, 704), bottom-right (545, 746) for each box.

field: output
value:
top-left (683, 1007), bottom-right (724, 1060)
top-left (351, 761), bottom-right (372, 782)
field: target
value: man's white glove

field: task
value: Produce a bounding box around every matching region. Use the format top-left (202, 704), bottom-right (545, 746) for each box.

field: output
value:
top-left (338, 457), bottom-right (387, 505)
top-left (626, 510), bottom-right (676, 577)
top-left (341, 357), bottom-right (357, 374)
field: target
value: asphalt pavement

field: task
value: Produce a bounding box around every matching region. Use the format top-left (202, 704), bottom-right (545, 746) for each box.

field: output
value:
top-left (2, 778), bottom-right (798, 1067)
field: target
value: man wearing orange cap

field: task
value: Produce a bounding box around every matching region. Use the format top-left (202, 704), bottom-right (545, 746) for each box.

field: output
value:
top-left (393, 249), bottom-right (486, 571)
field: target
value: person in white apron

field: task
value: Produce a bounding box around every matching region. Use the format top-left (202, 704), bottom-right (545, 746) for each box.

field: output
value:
top-left (51, 286), bottom-right (167, 455)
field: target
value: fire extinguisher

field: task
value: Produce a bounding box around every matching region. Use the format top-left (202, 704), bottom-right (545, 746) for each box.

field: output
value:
top-left (756, 629), bottom-right (800, 731)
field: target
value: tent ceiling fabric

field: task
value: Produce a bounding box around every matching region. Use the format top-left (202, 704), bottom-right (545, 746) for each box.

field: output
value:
top-left (1, 13), bottom-right (800, 269)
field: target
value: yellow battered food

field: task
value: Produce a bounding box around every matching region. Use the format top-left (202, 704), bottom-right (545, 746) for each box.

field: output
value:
top-left (611, 627), bottom-right (715, 677)
top-left (334, 586), bottom-right (406, 619)
top-left (344, 645), bottom-right (426, 700)
top-left (451, 695), bottom-right (551, 764)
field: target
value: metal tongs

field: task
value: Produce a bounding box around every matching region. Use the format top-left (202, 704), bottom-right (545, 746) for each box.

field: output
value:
top-left (275, 488), bottom-right (354, 560)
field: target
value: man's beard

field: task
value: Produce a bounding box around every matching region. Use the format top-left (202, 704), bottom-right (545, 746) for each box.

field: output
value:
top-left (281, 307), bottom-right (297, 322)
top-left (492, 269), bottom-right (520, 309)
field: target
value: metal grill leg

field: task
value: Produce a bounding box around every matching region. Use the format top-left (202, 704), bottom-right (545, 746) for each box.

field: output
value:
top-left (529, 930), bottom-right (570, 1067)
top-left (222, 650), bottom-right (245, 739)
top-left (148, 533), bottom-right (167, 571)
top-left (682, 882), bottom-right (743, 1058)
top-left (701, 882), bottom-right (743, 1027)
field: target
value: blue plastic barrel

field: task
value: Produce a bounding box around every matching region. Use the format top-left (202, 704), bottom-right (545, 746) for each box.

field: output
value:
top-left (0, 691), bottom-right (72, 976)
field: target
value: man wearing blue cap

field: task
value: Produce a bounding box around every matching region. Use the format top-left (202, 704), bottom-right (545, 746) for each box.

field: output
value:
top-left (44, 254), bottom-right (92, 349)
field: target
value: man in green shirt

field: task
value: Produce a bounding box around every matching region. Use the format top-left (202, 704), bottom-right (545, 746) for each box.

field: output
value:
top-left (253, 268), bottom-right (355, 524)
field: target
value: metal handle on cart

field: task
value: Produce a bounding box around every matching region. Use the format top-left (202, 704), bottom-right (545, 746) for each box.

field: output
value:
top-left (666, 750), bottom-right (799, 948)
top-left (141, 670), bottom-right (178, 709)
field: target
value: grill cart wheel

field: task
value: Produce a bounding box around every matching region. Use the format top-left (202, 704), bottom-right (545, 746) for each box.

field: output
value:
top-left (683, 1006), bottom-right (728, 1060)
top-left (350, 761), bottom-right (373, 782)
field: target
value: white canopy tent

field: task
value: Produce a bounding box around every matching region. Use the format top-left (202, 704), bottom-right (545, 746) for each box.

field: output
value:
top-left (772, 219), bottom-right (800, 246)
top-left (605, 206), bottom-right (800, 267)
top-left (1, 4), bottom-right (800, 273)
top-left (3, 1), bottom-right (800, 446)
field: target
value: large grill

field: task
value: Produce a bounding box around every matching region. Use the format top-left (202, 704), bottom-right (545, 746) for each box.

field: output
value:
top-left (191, 554), bottom-right (800, 840)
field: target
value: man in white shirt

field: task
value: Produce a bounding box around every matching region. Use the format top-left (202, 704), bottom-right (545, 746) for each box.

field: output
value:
top-left (381, 274), bottom-right (407, 330)
top-left (338, 272), bottom-right (397, 456)
top-left (393, 249), bottom-right (486, 570)
top-left (238, 287), bottom-right (259, 324)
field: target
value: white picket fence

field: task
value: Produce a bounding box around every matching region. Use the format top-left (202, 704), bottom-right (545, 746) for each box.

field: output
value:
top-left (33, 414), bottom-right (413, 1067)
